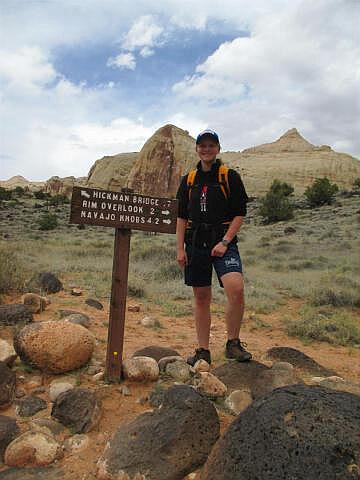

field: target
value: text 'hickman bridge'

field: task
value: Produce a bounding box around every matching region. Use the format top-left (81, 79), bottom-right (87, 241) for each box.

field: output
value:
top-left (70, 186), bottom-right (178, 234)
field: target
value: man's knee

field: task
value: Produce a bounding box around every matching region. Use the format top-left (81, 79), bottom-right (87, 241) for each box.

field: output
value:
top-left (193, 287), bottom-right (212, 306)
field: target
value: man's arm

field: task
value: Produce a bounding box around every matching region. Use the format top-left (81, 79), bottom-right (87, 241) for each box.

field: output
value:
top-left (211, 216), bottom-right (243, 257)
top-left (176, 217), bottom-right (188, 266)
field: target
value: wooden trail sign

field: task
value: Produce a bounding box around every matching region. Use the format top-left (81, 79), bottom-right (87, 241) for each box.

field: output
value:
top-left (70, 186), bottom-right (178, 381)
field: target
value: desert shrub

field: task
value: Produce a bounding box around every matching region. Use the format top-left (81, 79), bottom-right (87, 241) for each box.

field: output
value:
top-left (12, 186), bottom-right (25, 196)
top-left (127, 279), bottom-right (147, 298)
top-left (310, 281), bottom-right (360, 308)
top-left (34, 191), bottom-right (50, 200)
top-left (269, 179), bottom-right (294, 197)
top-left (353, 178), bottom-right (360, 190)
top-left (38, 213), bottom-right (58, 231)
top-left (0, 187), bottom-right (11, 201)
top-left (155, 263), bottom-right (183, 281)
top-left (49, 194), bottom-right (70, 206)
top-left (304, 177), bottom-right (339, 207)
top-left (259, 191), bottom-right (294, 223)
top-left (0, 245), bottom-right (25, 299)
top-left (283, 306), bottom-right (360, 346)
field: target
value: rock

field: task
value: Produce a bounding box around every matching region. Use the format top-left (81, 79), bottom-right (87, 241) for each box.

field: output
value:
top-left (13, 320), bottom-right (94, 374)
top-left (44, 175), bottom-right (86, 198)
top-left (193, 359), bottom-right (210, 373)
top-left (318, 377), bottom-right (360, 396)
top-left (32, 387), bottom-right (46, 395)
top-left (26, 272), bottom-right (62, 295)
top-left (193, 372), bottom-right (227, 399)
top-left (0, 416), bottom-right (20, 460)
top-left (0, 340), bottom-right (17, 366)
top-left (122, 357), bottom-right (159, 382)
top-left (87, 364), bottom-right (102, 375)
top-left (118, 385), bottom-right (131, 396)
top-left (165, 360), bottom-right (191, 382)
top-left (85, 298), bottom-right (103, 310)
top-left (284, 226), bottom-right (296, 234)
top-left (15, 388), bottom-right (25, 399)
top-left (92, 372), bottom-right (104, 382)
top-left (158, 355), bottom-right (184, 372)
top-left (133, 346), bottom-right (180, 362)
top-left (0, 362), bottom-right (16, 409)
top-left (63, 434), bottom-right (89, 453)
top-left (70, 288), bottom-right (82, 296)
top-left (128, 304), bottom-right (140, 312)
top-left (0, 466), bottom-right (63, 479)
top-left (25, 376), bottom-right (43, 390)
top-left (97, 385), bottom-right (220, 480)
top-left (16, 396), bottom-right (47, 417)
top-left (58, 309), bottom-right (82, 318)
top-left (224, 390), bottom-right (253, 415)
top-left (200, 385), bottom-right (360, 480)
top-left (140, 316), bottom-right (156, 327)
top-left (0, 304), bottom-right (33, 326)
top-left (250, 361), bottom-right (301, 399)
top-left (148, 388), bottom-right (166, 408)
top-left (265, 346), bottom-right (337, 376)
top-left (49, 382), bottom-right (74, 402)
top-left (4, 431), bottom-right (62, 467)
top-left (63, 313), bottom-right (90, 328)
top-left (30, 419), bottom-right (66, 437)
top-left (126, 125), bottom-right (198, 197)
top-left (51, 388), bottom-right (102, 434)
top-left (21, 294), bottom-right (48, 314)
top-left (86, 152), bottom-right (137, 191)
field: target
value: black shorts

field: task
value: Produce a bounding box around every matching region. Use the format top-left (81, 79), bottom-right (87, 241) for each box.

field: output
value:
top-left (184, 242), bottom-right (243, 288)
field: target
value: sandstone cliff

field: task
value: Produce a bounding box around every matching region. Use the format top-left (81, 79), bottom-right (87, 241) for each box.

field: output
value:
top-left (44, 176), bottom-right (87, 198)
top-left (86, 153), bottom-right (138, 191)
top-left (126, 124), bottom-right (198, 197)
top-left (0, 175), bottom-right (45, 192)
top-left (221, 128), bottom-right (360, 195)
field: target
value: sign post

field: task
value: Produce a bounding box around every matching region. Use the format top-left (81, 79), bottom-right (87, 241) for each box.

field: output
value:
top-left (70, 186), bottom-right (177, 381)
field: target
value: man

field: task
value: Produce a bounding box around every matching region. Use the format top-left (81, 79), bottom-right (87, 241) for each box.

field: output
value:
top-left (176, 129), bottom-right (252, 366)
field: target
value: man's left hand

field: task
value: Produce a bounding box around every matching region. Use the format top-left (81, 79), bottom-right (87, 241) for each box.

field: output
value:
top-left (211, 242), bottom-right (228, 257)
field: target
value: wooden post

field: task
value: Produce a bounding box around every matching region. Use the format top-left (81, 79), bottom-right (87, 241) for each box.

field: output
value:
top-left (105, 226), bottom-right (131, 382)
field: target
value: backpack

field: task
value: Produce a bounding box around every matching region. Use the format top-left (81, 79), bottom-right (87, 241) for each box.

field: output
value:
top-left (187, 164), bottom-right (230, 200)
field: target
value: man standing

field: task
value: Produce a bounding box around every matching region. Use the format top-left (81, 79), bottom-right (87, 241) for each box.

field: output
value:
top-left (176, 129), bottom-right (252, 366)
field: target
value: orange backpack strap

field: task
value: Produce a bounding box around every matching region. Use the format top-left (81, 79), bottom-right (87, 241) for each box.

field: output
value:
top-left (187, 169), bottom-right (197, 200)
top-left (218, 164), bottom-right (230, 200)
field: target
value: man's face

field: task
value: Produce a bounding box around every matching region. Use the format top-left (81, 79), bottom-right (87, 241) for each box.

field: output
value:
top-left (196, 138), bottom-right (220, 163)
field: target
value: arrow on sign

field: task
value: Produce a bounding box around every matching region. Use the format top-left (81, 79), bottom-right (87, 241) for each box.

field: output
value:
top-left (162, 219), bottom-right (172, 224)
top-left (81, 190), bottom-right (90, 199)
top-left (161, 210), bottom-right (170, 215)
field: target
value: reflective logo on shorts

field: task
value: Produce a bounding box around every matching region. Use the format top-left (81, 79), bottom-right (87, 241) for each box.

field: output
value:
top-left (225, 257), bottom-right (240, 267)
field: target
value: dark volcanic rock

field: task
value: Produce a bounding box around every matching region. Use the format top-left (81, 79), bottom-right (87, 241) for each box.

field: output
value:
top-left (200, 385), bottom-right (360, 480)
top-left (0, 467), bottom-right (63, 479)
top-left (63, 313), bottom-right (90, 328)
top-left (0, 304), bottom-right (33, 326)
top-left (16, 395), bottom-right (47, 417)
top-left (0, 362), bottom-right (16, 409)
top-left (85, 298), bottom-right (103, 310)
top-left (265, 346), bottom-right (337, 376)
top-left (51, 388), bottom-right (101, 433)
top-left (133, 345), bottom-right (180, 362)
top-left (0, 416), bottom-right (20, 460)
top-left (26, 272), bottom-right (62, 294)
top-left (97, 385), bottom-right (220, 480)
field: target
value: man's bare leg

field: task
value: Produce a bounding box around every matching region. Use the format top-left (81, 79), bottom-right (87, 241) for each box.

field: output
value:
top-left (193, 286), bottom-right (212, 349)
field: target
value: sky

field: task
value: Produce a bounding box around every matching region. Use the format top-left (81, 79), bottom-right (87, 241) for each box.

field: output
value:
top-left (0, 0), bottom-right (359, 181)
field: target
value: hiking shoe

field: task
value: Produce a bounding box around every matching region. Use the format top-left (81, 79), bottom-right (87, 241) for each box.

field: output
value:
top-left (187, 348), bottom-right (211, 366)
top-left (225, 339), bottom-right (252, 362)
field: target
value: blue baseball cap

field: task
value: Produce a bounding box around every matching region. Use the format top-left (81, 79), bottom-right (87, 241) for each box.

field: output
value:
top-left (196, 129), bottom-right (220, 145)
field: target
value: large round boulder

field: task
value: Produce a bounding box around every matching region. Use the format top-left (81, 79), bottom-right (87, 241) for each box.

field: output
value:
top-left (0, 416), bottom-right (20, 460)
top-left (200, 384), bottom-right (360, 480)
top-left (13, 320), bottom-right (94, 373)
top-left (133, 345), bottom-right (180, 362)
top-left (4, 431), bottom-right (62, 467)
top-left (0, 304), bottom-right (33, 326)
top-left (26, 272), bottom-right (62, 295)
top-left (97, 385), bottom-right (220, 480)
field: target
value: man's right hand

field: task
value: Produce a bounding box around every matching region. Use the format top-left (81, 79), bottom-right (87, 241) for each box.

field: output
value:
top-left (177, 250), bottom-right (188, 267)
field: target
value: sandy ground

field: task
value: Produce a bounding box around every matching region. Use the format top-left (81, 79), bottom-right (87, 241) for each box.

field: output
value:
top-left (1, 287), bottom-right (359, 479)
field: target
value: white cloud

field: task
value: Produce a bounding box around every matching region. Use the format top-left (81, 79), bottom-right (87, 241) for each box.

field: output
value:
top-left (107, 52), bottom-right (136, 70)
top-left (140, 46), bottom-right (155, 58)
top-left (173, 0), bottom-right (360, 156)
top-left (121, 15), bottom-right (164, 51)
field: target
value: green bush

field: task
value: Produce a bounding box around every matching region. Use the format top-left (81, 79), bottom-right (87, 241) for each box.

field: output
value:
top-left (304, 177), bottom-right (339, 207)
top-left (353, 178), bottom-right (360, 190)
top-left (38, 213), bottom-right (58, 231)
top-left (269, 179), bottom-right (294, 197)
top-left (34, 191), bottom-right (50, 200)
top-left (259, 191), bottom-right (294, 223)
top-left (0, 245), bottom-right (25, 299)
top-left (49, 194), bottom-right (70, 206)
top-left (0, 187), bottom-right (11, 201)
